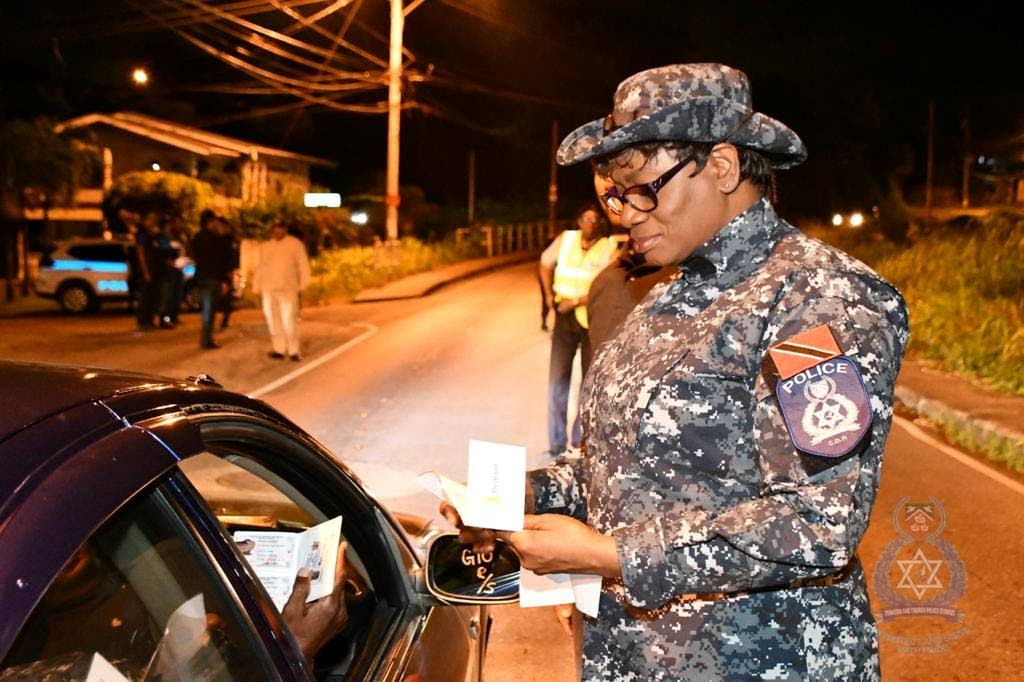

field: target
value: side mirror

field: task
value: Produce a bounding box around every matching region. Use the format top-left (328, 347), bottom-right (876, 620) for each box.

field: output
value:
top-left (425, 534), bottom-right (519, 604)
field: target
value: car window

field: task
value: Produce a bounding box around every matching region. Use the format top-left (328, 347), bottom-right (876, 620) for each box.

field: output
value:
top-left (0, 485), bottom-right (275, 681)
top-left (66, 244), bottom-right (127, 263)
top-left (178, 420), bottom-right (407, 680)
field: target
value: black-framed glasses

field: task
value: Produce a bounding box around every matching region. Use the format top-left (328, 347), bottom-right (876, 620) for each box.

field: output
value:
top-left (601, 152), bottom-right (696, 215)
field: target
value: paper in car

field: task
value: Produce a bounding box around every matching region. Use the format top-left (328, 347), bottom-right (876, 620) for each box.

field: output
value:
top-left (233, 515), bottom-right (343, 610)
top-left (86, 653), bottom-right (130, 682)
top-left (418, 439), bottom-right (526, 531)
top-left (519, 569), bottom-right (601, 618)
top-left (142, 593), bottom-right (208, 680)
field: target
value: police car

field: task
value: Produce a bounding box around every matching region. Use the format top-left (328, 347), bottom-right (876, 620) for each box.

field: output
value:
top-left (35, 237), bottom-right (197, 314)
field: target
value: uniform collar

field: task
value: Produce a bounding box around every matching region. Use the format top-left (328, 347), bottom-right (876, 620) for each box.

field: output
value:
top-left (678, 197), bottom-right (785, 286)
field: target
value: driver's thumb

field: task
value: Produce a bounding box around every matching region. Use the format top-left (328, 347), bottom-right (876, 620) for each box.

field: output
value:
top-left (289, 568), bottom-right (312, 605)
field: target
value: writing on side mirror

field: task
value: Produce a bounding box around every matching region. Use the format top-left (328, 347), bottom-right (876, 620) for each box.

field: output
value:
top-left (425, 534), bottom-right (519, 604)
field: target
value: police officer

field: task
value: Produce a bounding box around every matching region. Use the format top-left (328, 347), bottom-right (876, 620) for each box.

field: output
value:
top-left (447, 63), bottom-right (909, 680)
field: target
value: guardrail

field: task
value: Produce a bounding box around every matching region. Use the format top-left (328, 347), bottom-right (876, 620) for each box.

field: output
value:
top-left (454, 220), bottom-right (576, 257)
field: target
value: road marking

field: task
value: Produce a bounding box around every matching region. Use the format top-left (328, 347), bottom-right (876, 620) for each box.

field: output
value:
top-left (250, 322), bottom-right (378, 399)
top-left (894, 414), bottom-right (1024, 498)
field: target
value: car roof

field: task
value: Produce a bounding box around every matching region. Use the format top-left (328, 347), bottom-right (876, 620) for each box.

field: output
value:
top-left (0, 361), bottom-right (197, 444)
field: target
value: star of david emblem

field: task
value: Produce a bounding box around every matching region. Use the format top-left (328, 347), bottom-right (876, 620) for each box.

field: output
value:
top-left (895, 547), bottom-right (944, 599)
top-left (812, 401), bottom-right (847, 431)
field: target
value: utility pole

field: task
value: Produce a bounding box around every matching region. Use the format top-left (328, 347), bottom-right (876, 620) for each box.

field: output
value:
top-left (925, 100), bottom-right (935, 221)
top-left (385, 0), bottom-right (403, 242)
top-left (547, 119), bottom-right (558, 238)
top-left (961, 103), bottom-right (971, 209)
top-left (467, 150), bottom-right (476, 224)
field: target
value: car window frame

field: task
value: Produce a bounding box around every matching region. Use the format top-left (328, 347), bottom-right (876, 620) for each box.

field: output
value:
top-left (174, 412), bottom-right (436, 680)
top-left (0, 449), bottom-right (288, 680)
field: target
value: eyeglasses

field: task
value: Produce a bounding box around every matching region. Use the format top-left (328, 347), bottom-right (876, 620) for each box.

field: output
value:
top-left (601, 152), bottom-right (696, 215)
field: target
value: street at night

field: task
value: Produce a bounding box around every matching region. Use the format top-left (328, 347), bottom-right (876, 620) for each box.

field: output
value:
top-left (2, 1), bottom-right (1023, 680)
top-left (2, 262), bottom-right (1022, 679)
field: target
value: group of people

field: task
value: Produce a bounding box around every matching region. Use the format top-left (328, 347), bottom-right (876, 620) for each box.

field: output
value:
top-left (128, 209), bottom-right (312, 360)
top-left (447, 62), bottom-right (910, 681)
top-left (127, 209), bottom-right (204, 332)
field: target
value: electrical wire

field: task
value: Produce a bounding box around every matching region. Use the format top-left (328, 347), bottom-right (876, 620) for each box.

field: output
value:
top-left (267, 0), bottom-right (389, 68)
top-left (129, 0), bottom-right (384, 87)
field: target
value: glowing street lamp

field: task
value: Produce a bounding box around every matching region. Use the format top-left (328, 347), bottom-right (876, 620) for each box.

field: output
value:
top-left (131, 67), bottom-right (150, 86)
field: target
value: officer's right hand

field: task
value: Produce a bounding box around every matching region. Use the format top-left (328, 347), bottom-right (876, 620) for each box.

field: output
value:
top-left (439, 502), bottom-right (498, 554)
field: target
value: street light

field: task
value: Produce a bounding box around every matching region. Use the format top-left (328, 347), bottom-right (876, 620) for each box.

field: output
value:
top-left (131, 67), bottom-right (150, 86)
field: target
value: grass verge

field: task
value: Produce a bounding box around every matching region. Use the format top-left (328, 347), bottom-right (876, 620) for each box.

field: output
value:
top-left (305, 237), bottom-right (482, 303)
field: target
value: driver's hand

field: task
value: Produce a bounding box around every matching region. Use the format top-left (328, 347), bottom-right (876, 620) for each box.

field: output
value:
top-left (282, 541), bottom-right (349, 664)
top-left (439, 502), bottom-right (498, 554)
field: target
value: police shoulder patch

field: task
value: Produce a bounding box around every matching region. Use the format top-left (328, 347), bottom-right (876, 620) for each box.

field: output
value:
top-left (775, 355), bottom-right (873, 458)
top-left (767, 325), bottom-right (872, 458)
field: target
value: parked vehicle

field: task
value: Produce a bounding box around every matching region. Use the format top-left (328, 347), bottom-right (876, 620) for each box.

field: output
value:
top-left (35, 237), bottom-right (201, 314)
top-left (0, 361), bottom-right (518, 681)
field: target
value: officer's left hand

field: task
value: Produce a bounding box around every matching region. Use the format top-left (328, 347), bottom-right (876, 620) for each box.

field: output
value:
top-left (497, 514), bottom-right (621, 578)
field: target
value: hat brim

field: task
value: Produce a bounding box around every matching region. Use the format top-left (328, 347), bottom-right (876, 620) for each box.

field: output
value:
top-left (557, 100), bottom-right (807, 169)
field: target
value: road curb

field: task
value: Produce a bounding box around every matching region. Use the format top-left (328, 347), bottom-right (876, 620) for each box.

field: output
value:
top-left (353, 252), bottom-right (537, 302)
top-left (894, 384), bottom-right (1024, 470)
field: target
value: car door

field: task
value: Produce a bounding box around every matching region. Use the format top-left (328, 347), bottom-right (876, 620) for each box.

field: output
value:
top-left (0, 425), bottom-right (289, 680)
top-left (166, 410), bottom-right (481, 682)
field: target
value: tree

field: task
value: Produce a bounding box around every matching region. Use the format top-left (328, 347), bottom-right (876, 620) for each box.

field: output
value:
top-left (104, 171), bottom-right (214, 239)
top-left (0, 118), bottom-right (97, 299)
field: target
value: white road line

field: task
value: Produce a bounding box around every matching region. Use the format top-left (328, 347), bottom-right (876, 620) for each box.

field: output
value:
top-left (894, 414), bottom-right (1024, 498)
top-left (250, 322), bottom-right (378, 399)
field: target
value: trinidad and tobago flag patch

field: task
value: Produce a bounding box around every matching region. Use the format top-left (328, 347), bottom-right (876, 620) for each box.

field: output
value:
top-left (768, 325), bottom-right (873, 458)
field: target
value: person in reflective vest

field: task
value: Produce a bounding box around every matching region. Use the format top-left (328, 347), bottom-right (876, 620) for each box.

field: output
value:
top-left (538, 204), bottom-right (619, 455)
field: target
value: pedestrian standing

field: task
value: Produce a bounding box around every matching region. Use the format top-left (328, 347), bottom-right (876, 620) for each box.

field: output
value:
top-left (538, 204), bottom-right (618, 456)
top-left (215, 216), bottom-right (239, 330)
top-left (133, 211), bottom-right (166, 331)
top-left (448, 63), bottom-right (909, 680)
top-left (253, 221), bottom-right (311, 361)
top-left (190, 209), bottom-right (235, 349)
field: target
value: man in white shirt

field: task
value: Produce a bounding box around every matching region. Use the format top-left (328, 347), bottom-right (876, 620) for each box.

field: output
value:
top-left (253, 222), bottom-right (311, 361)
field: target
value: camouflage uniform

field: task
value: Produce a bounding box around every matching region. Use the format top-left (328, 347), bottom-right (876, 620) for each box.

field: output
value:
top-left (528, 198), bottom-right (909, 680)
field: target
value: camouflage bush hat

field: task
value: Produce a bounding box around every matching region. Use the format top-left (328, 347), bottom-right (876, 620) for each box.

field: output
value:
top-left (557, 63), bottom-right (807, 169)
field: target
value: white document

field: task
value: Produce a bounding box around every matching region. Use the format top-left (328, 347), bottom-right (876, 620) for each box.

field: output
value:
top-left (519, 569), bottom-right (602, 618)
top-left (418, 439), bottom-right (525, 532)
top-left (85, 653), bottom-right (130, 682)
top-left (418, 440), bottom-right (601, 616)
top-left (464, 439), bottom-right (526, 531)
top-left (233, 515), bottom-right (343, 611)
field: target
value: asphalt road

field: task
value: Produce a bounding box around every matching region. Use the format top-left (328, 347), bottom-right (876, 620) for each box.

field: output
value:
top-left (2, 262), bottom-right (1022, 680)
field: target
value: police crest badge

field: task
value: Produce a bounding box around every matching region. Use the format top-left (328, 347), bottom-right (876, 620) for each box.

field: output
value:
top-left (767, 324), bottom-right (872, 458)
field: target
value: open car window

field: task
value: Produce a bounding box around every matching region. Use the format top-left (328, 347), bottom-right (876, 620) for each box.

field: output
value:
top-left (178, 418), bottom-right (407, 680)
top-left (0, 485), bottom-right (274, 681)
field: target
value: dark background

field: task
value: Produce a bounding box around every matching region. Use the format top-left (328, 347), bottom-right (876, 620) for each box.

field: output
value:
top-left (1, 0), bottom-right (1021, 221)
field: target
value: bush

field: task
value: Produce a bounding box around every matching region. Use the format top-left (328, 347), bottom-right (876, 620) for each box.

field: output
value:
top-left (305, 236), bottom-right (483, 302)
top-left (105, 171), bottom-right (214, 236)
top-left (806, 212), bottom-right (1024, 396)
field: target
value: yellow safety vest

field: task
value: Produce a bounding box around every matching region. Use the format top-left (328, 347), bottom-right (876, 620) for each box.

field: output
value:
top-left (552, 230), bottom-right (618, 329)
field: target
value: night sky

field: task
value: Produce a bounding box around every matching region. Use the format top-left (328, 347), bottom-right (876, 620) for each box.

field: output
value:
top-left (1, 0), bottom-right (1021, 220)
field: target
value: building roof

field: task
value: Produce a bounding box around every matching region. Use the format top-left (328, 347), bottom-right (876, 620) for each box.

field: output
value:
top-left (57, 112), bottom-right (336, 167)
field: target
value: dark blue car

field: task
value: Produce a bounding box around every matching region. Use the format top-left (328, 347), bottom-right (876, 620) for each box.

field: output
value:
top-left (0, 361), bottom-right (518, 681)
